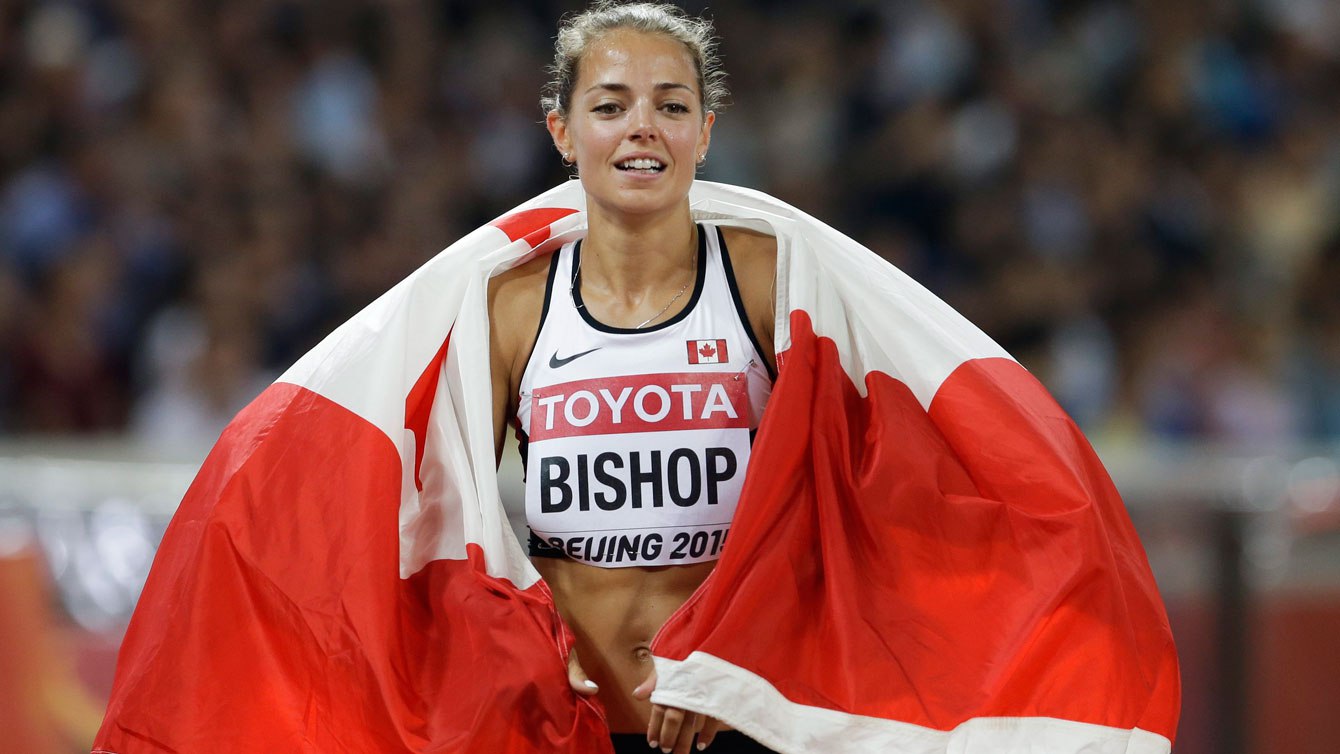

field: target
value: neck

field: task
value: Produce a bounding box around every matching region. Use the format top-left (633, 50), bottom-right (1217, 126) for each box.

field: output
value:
top-left (581, 200), bottom-right (696, 295)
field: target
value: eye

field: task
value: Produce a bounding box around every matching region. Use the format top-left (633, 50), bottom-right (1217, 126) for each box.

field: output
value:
top-left (592, 102), bottom-right (622, 115)
top-left (663, 102), bottom-right (691, 114)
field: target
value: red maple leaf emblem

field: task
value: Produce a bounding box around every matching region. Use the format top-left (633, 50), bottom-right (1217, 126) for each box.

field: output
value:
top-left (699, 343), bottom-right (716, 358)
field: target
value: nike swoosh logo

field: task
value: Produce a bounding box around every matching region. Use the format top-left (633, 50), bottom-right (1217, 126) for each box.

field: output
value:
top-left (549, 347), bottom-right (601, 368)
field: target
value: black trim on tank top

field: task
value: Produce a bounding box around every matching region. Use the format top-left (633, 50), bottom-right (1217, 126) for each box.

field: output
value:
top-left (513, 423), bottom-right (529, 477)
top-left (570, 224), bottom-right (709, 334)
top-left (716, 226), bottom-right (778, 381)
top-left (511, 254), bottom-right (560, 480)
top-left (533, 249), bottom-right (562, 354)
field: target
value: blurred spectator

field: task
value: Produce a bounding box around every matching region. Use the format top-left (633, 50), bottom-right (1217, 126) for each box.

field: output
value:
top-left (1, 0), bottom-right (1339, 447)
top-left (9, 234), bottom-right (128, 432)
top-left (1292, 235), bottom-right (1340, 439)
top-left (130, 254), bottom-right (274, 453)
top-left (1133, 280), bottom-right (1299, 445)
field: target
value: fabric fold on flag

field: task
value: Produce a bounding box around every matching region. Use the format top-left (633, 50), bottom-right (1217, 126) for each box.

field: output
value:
top-left (647, 184), bottom-right (1179, 754)
top-left (94, 181), bottom-right (1178, 754)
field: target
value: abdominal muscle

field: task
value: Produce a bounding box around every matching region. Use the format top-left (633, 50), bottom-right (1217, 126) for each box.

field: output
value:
top-left (534, 556), bottom-right (717, 733)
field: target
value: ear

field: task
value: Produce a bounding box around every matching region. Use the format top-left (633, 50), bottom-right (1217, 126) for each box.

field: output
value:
top-left (547, 110), bottom-right (572, 162)
top-left (697, 110), bottom-right (715, 162)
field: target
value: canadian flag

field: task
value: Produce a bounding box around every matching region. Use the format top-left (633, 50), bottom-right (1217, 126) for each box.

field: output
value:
top-left (687, 338), bottom-right (728, 364)
top-left (93, 181), bottom-right (1178, 754)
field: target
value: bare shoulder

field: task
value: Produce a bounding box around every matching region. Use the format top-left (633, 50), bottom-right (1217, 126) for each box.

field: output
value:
top-left (719, 226), bottom-right (777, 368)
top-left (720, 226), bottom-right (778, 275)
top-left (720, 226), bottom-right (777, 306)
top-left (488, 253), bottom-right (552, 325)
top-left (488, 252), bottom-right (554, 369)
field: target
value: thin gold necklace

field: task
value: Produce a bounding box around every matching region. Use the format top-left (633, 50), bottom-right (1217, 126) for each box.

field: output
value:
top-left (571, 230), bottom-right (697, 329)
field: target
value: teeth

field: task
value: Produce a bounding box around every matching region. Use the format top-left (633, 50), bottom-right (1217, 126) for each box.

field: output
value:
top-left (619, 158), bottom-right (664, 170)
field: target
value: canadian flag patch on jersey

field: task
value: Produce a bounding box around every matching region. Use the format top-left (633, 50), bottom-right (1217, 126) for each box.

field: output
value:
top-left (687, 339), bottom-right (729, 364)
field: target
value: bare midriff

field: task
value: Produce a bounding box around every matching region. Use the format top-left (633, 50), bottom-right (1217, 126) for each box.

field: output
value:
top-left (534, 556), bottom-right (716, 733)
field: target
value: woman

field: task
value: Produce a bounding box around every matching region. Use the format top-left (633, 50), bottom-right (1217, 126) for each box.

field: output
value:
top-left (489, 3), bottom-right (778, 752)
top-left (94, 6), bottom-right (1178, 754)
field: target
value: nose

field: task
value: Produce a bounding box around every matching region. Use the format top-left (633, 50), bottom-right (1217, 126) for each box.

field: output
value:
top-left (627, 100), bottom-right (657, 141)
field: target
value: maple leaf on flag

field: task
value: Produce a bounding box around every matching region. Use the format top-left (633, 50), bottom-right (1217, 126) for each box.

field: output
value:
top-left (700, 343), bottom-right (716, 358)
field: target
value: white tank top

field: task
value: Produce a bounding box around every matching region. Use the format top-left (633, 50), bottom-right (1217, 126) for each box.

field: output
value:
top-left (516, 224), bottom-right (773, 568)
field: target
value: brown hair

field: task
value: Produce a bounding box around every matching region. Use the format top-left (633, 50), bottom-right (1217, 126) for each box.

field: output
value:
top-left (541, 1), bottom-right (727, 118)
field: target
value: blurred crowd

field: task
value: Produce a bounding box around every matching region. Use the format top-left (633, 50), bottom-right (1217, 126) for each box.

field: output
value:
top-left (2, 0), bottom-right (1339, 452)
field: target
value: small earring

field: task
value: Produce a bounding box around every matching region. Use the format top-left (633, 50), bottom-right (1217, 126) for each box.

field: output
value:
top-left (562, 152), bottom-right (575, 166)
top-left (696, 153), bottom-right (706, 165)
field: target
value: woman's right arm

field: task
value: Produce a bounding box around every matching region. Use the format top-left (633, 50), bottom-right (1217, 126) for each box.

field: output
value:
top-left (487, 257), bottom-right (601, 700)
top-left (487, 255), bottom-right (551, 463)
top-left (487, 273), bottom-right (518, 465)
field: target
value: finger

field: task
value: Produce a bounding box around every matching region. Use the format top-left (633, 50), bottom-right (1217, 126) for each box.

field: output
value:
top-left (697, 717), bottom-right (724, 750)
top-left (566, 650), bottom-right (598, 696)
top-left (657, 706), bottom-right (687, 754)
top-left (671, 711), bottom-right (699, 754)
top-left (632, 665), bottom-right (658, 701)
top-left (647, 703), bottom-right (665, 750)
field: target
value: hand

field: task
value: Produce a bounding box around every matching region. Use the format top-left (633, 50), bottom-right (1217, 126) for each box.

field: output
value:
top-left (633, 666), bottom-right (726, 753)
top-left (567, 649), bottom-right (600, 696)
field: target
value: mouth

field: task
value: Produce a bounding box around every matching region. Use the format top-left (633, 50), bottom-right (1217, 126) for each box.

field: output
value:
top-left (615, 157), bottom-right (666, 174)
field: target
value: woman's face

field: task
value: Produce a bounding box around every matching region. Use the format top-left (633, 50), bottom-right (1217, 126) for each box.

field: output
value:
top-left (548, 30), bottom-right (714, 221)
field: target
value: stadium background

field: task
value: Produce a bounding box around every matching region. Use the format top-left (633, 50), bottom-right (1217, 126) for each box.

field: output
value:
top-left (0, 0), bottom-right (1337, 751)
